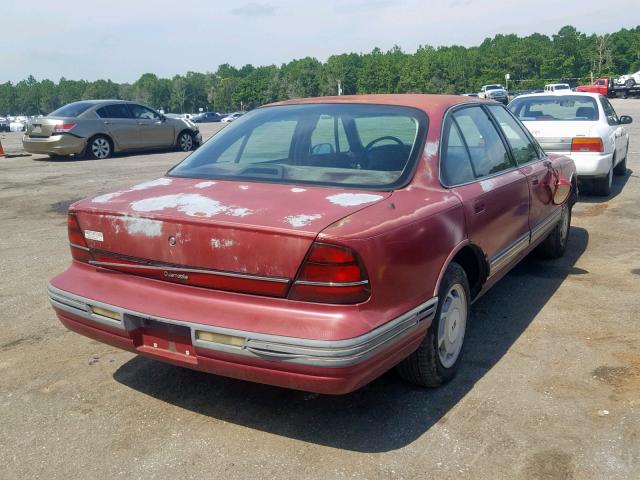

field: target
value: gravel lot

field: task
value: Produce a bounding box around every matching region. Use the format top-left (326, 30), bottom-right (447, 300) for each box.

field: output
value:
top-left (1, 104), bottom-right (638, 480)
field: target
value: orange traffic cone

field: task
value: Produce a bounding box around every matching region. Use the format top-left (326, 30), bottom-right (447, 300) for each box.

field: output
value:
top-left (0, 139), bottom-right (5, 157)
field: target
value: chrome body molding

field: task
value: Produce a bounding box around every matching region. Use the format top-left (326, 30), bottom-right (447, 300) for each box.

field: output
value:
top-left (48, 284), bottom-right (437, 368)
top-left (87, 260), bottom-right (290, 284)
top-left (530, 207), bottom-right (562, 244)
top-left (488, 207), bottom-right (562, 277)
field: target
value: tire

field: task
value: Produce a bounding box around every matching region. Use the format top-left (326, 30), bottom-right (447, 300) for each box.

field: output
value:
top-left (535, 202), bottom-right (572, 259)
top-left (396, 262), bottom-right (470, 387)
top-left (592, 161), bottom-right (613, 196)
top-left (177, 131), bottom-right (195, 152)
top-left (85, 135), bottom-right (112, 160)
top-left (625, 79), bottom-right (635, 89)
top-left (613, 145), bottom-right (628, 176)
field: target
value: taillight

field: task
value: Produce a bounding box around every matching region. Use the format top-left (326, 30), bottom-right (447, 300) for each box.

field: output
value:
top-left (571, 137), bottom-right (603, 153)
top-left (54, 123), bottom-right (76, 133)
top-left (67, 213), bottom-right (92, 262)
top-left (288, 243), bottom-right (370, 304)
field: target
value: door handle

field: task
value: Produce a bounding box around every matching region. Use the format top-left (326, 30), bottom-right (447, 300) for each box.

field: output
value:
top-left (103, 121), bottom-right (112, 125)
top-left (474, 200), bottom-right (485, 214)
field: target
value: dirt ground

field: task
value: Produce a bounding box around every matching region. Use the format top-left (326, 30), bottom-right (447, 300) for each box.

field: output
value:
top-left (1, 105), bottom-right (638, 480)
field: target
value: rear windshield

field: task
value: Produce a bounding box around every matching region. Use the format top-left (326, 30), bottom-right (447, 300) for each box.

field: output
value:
top-left (49, 102), bottom-right (94, 118)
top-left (509, 95), bottom-right (599, 121)
top-left (169, 104), bottom-right (427, 189)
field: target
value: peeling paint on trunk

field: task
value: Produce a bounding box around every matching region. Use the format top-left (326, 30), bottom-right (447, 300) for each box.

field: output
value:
top-left (284, 214), bottom-right (322, 228)
top-left (92, 192), bottom-right (123, 204)
top-left (291, 188), bottom-right (306, 193)
top-left (123, 217), bottom-right (164, 237)
top-left (326, 193), bottom-right (383, 206)
top-left (195, 181), bottom-right (217, 189)
top-left (130, 193), bottom-right (253, 219)
top-left (130, 178), bottom-right (172, 191)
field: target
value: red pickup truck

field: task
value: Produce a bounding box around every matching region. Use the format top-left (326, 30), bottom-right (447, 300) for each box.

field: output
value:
top-left (576, 77), bottom-right (640, 98)
top-left (576, 78), bottom-right (613, 96)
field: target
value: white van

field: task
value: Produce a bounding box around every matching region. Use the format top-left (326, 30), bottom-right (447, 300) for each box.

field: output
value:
top-left (544, 83), bottom-right (571, 93)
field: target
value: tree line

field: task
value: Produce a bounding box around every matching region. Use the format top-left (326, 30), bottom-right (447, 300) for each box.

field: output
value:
top-left (1, 25), bottom-right (639, 115)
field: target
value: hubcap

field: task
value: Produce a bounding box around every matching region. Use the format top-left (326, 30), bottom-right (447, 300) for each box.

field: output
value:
top-left (180, 134), bottom-right (193, 151)
top-left (91, 138), bottom-right (110, 159)
top-left (437, 284), bottom-right (467, 368)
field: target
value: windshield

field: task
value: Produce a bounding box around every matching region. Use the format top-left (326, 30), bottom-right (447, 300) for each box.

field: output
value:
top-left (169, 103), bottom-right (427, 189)
top-left (509, 95), bottom-right (599, 121)
top-left (49, 102), bottom-right (94, 117)
top-left (486, 85), bottom-right (501, 91)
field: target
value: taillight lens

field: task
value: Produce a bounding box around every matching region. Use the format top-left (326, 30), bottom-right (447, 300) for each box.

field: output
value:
top-left (288, 243), bottom-right (370, 304)
top-left (67, 213), bottom-right (92, 262)
top-left (571, 137), bottom-right (603, 153)
top-left (54, 123), bottom-right (76, 133)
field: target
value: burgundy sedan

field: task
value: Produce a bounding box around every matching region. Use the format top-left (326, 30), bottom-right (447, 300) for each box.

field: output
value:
top-left (49, 95), bottom-right (576, 394)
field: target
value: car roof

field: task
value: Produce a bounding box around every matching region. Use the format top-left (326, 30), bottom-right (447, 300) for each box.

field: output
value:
top-left (513, 91), bottom-right (601, 100)
top-left (267, 94), bottom-right (489, 116)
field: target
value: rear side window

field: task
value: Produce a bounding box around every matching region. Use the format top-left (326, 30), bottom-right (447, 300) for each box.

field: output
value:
top-left (600, 97), bottom-right (620, 126)
top-left (452, 107), bottom-right (513, 178)
top-left (509, 95), bottom-right (599, 121)
top-left (49, 102), bottom-right (94, 117)
top-left (96, 104), bottom-right (131, 119)
top-left (487, 105), bottom-right (539, 165)
top-left (441, 120), bottom-right (475, 185)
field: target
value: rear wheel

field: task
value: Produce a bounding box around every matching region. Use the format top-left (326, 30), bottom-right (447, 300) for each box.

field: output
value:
top-left (396, 262), bottom-right (470, 387)
top-left (625, 79), bottom-right (635, 89)
top-left (86, 135), bottom-right (112, 160)
top-left (592, 162), bottom-right (613, 196)
top-left (177, 131), bottom-right (194, 152)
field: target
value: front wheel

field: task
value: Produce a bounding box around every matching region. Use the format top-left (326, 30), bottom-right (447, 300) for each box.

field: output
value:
top-left (396, 262), bottom-right (470, 387)
top-left (177, 131), bottom-right (195, 152)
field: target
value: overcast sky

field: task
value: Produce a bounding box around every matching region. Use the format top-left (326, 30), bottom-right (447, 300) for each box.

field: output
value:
top-left (2, 0), bottom-right (638, 83)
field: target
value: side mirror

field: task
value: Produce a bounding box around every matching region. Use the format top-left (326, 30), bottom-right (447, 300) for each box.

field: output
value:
top-left (552, 177), bottom-right (572, 205)
top-left (620, 115), bottom-right (633, 125)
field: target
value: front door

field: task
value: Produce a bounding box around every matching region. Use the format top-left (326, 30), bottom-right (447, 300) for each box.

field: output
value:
top-left (128, 104), bottom-right (175, 148)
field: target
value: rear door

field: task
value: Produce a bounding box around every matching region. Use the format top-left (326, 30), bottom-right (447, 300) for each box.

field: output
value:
top-left (96, 104), bottom-right (138, 150)
top-left (442, 105), bottom-right (531, 276)
top-left (128, 104), bottom-right (175, 148)
top-left (487, 104), bottom-right (559, 245)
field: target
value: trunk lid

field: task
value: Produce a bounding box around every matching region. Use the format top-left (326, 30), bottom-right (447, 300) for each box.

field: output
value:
top-left (72, 177), bottom-right (390, 283)
top-left (522, 120), bottom-right (599, 152)
top-left (26, 117), bottom-right (71, 138)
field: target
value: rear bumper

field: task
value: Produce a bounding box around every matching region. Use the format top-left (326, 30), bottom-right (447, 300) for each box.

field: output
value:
top-left (48, 283), bottom-right (436, 394)
top-left (548, 151), bottom-right (613, 177)
top-left (22, 134), bottom-right (86, 155)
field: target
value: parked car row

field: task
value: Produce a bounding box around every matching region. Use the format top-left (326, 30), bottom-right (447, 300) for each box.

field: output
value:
top-left (49, 93), bottom-right (579, 394)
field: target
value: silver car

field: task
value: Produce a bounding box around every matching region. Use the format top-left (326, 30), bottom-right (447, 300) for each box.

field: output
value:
top-left (22, 100), bottom-right (202, 159)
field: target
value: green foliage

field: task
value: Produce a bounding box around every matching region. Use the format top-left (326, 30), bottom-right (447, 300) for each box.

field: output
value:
top-left (1, 25), bottom-right (639, 115)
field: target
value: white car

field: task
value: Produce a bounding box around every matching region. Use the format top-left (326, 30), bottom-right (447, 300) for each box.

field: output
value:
top-left (618, 70), bottom-right (640, 88)
top-left (221, 112), bottom-right (245, 123)
top-left (544, 83), bottom-right (571, 92)
top-left (509, 92), bottom-right (631, 196)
